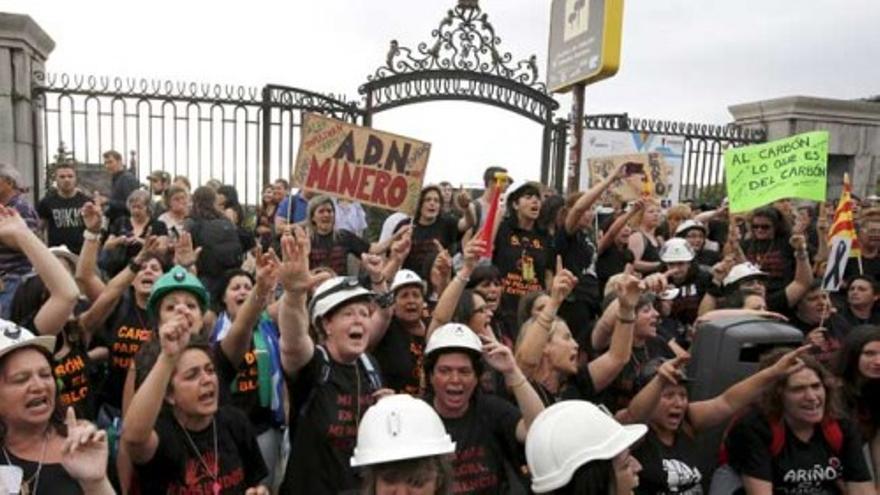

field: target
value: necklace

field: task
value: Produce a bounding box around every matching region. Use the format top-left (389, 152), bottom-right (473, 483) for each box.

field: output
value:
top-left (2, 428), bottom-right (49, 495)
top-left (177, 417), bottom-right (220, 495)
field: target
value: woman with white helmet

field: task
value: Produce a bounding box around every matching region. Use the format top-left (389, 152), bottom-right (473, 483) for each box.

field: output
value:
top-left (423, 322), bottom-right (544, 494)
top-left (526, 400), bottom-right (646, 494)
top-left (657, 237), bottom-right (713, 328)
top-left (351, 394), bottom-right (456, 495)
top-left (675, 220), bottom-right (720, 269)
top-left (696, 228), bottom-right (814, 317)
top-left (274, 227), bottom-right (396, 494)
top-left (371, 267), bottom-right (431, 395)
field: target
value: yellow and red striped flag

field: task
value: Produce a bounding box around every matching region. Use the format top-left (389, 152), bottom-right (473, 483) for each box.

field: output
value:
top-left (823, 173), bottom-right (861, 290)
top-left (828, 173), bottom-right (861, 258)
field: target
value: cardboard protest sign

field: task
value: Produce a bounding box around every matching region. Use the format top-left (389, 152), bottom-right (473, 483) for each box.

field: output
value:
top-left (292, 113), bottom-right (431, 215)
top-left (723, 131), bottom-right (828, 214)
top-left (587, 153), bottom-right (671, 202)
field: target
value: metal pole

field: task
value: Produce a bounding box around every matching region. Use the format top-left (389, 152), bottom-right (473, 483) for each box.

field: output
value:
top-left (260, 86), bottom-right (272, 186)
top-left (567, 82), bottom-right (585, 194)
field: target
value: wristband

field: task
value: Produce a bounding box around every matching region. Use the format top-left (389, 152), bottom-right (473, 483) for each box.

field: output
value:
top-left (508, 375), bottom-right (528, 390)
top-left (455, 273), bottom-right (470, 284)
top-left (617, 314), bottom-right (636, 324)
top-left (83, 230), bottom-right (101, 241)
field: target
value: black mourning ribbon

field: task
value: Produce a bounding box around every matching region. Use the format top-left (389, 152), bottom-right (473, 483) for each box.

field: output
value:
top-left (823, 240), bottom-right (848, 290)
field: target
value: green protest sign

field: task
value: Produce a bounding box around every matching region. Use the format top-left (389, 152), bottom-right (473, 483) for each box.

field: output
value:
top-left (724, 131), bottom-right (828, 213)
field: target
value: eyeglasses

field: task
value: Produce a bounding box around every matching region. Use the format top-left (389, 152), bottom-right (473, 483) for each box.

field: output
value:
top-left (751, 224), bottom-right (772, 230)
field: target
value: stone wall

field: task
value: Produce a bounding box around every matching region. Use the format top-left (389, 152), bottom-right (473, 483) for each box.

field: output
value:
top-left (729, 96), bottom-right (880, 199)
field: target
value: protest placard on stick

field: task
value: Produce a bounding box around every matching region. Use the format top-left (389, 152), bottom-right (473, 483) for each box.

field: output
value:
top-left (292, 113), bottom-right (431, 215)
top-left (723, 131), bottom-right (828, 213)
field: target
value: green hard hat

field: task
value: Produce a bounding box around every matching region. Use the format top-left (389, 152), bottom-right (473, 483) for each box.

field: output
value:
top-left (147, 265), bottom-right (210, 318)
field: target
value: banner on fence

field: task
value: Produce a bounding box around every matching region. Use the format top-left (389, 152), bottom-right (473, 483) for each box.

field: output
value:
top-left (292, 113), bottom-right (431, 215)
top-left (723, 131), bottom-right (828, 213)
top-left (587, 152), bottom-right (672, 203)
top-left (582, 130), bottom-right (684, 204)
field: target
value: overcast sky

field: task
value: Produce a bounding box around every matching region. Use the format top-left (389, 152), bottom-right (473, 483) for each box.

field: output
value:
top-left (7, 0), bottom-right (880, 186)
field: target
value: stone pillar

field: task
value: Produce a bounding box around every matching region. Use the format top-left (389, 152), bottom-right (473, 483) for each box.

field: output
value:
top-left (0, 13), bottom-right (54, 202)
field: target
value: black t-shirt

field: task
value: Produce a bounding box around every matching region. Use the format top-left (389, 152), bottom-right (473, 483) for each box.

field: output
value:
top-left (214, 341), bottom-right (275, 435)
top-left (37, 190), bottom-right (90, 254)
top-left (1, 451), bottom-right (82, 495)
top-left (135, 406), bottom-right (267, 495)
top-left (100, 292), bottom-right (152, 410)
top-left (670, 269), bottom-right (713, 326)
top-left (373, 318), bottom-right (425, 395)
top-left (282, 348), bottom-right (381, 494)
top-left (600, 337), bottom-right (675, 413)
top-left (405, 215), bottom-right (459, 275)
top-left (492, 218), bottom-right (555, 334)
top-left (438, 394), bottom-right (523, 495)
top-left (639, 232), bottom-right (662, 270)
top-left (597, 243), bottom-right (633, 296)
top-left (54, 345), bottom-right (97, 420)
top-left (557, 228), bottom-right (600, 306)
top-left (310, 229), bottom-right (369, 276)
top-left (742, 238), bottom-right (795, 294)
top-left (634, 429), bottom-right (707, 495)
top-left (844, 255), bottom-right (880, 281)
top-left (555, 365), bottom-right (598, 403)
top-left (694, 248), bottom-right (721, 269)
top-left (727, 412), bottom-right (872, 495)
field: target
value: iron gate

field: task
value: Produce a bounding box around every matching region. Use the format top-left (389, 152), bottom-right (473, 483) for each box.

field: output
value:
top-left (31, 72), bottom-right (360, 205)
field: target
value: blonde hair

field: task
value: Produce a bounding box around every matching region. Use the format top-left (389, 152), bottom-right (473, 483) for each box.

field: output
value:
top-left (630, 198), bottom-right (661, 228)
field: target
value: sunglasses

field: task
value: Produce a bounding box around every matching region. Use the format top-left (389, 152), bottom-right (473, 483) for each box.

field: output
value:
top-left (751, 224), bottom-right (772, 230)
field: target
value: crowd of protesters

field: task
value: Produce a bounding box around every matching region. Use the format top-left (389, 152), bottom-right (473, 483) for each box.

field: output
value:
top-left (0, 149), bottom-right (878, 495)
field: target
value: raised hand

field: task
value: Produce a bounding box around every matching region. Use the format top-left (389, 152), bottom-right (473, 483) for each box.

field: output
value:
top-left (550, 256), bottom-right (577, 305)
top-left (712, 255), bottom-right (735, 286)
top-left (462, 238), bottom-right (487, 272)
top-left (158, 313), bottom-right (193, 361)
top-left (60, 407), bottom-right (108, 484)
top-left (172, 231), bottom-right (201, 268)
top-left (390, 226), bottom-right (412, 261)
top-left (615, 263), bottom-right (643, 309)
top-left (641, 271), bottom-right (669, 294)
top-left (790, 233), bottom-right (807, 252)
top-left (360, 253), bottom-right (384, 283)
top-left (657, 355), bottom-right (689, 385)
top-left (254, 248), bottom-right (279, 297)
top-left (769, 344), bottom-right (811, 377)
top-left (455, 185), bottom-right (472, 210)
top-left (482, 339), bottom-right (517, 376)
top-left (81, 202), bottom-right (103, 233)
top-left (0, 206), bottom-right (31, 248)
top-left (134, 235), bottom-right (162, 265)
top-left (278, 226), bottom-right (322, 293)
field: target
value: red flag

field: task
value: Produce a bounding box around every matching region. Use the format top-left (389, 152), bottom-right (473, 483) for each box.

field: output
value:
top-left (828, 173), bottom-right (861, 258)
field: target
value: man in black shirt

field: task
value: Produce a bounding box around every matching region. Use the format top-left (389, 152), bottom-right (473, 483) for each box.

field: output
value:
top-left (38, 161), bottom-right (90, 254)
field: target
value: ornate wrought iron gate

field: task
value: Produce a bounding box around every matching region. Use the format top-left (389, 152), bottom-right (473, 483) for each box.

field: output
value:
top-left (358, 1), bottom-right (565, 190)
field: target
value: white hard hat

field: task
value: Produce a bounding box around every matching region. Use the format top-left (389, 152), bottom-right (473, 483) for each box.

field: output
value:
top-left (424, 323), bottom-right (482, 358)
top-left (0, 319), bottom-right (55, 361)
top-left (350, 394), bottom-right (456, 467)
top-left (390, 269), bottom-right (426, 294)
top-left (502, 180), bottom-right (540, 206)
top-left (723, 262), bottom-right (768, 287)
top-left (309, 276), bottom-right (375, 325)
top-left (660, 238), bottom-right (695, 263)
top-left (674, 219), bottom-right (708, 237)
top-left (526, 401), bottom-right (647, 493)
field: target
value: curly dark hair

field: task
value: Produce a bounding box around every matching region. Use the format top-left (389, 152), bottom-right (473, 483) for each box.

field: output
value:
top-left (758, 348), bottom-right (843, 422)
